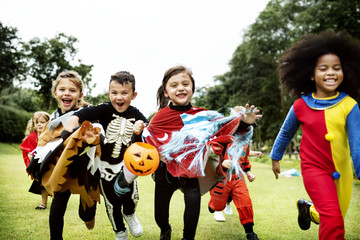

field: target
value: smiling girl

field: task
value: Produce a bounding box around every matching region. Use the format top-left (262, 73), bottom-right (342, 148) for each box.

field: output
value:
top-left (270, 30), bottom-right (360, 240)
top-left (143, 65), bottom-right (261, 240)
top-left (21, 111), bottom-right (50, 209)
top-left (27, 70), bottom-right (96, 240)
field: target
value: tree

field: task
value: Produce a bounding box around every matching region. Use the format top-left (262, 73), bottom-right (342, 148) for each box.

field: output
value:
top-left (23, 33), bottom-right (94, 110)
top-left (194, 0), bottom-right (360, 147)
top-left (0, 22), bottom-right (27, 91)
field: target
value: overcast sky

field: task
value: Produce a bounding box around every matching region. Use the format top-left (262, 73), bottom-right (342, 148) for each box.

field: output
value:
top-left (1, 0), bottom-right (269, 117)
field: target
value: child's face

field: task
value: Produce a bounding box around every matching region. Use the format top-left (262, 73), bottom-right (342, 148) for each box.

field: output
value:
top-left (53, 78), bottom-right (83, 114)
top-left (313, 53), bottom-right (344, 98)
top-left (35, 116), bottom-right (47, 133)
top-left (164, 72), bottom-right (193, 106)
top-left (108, 81), bottom-right (137, 113)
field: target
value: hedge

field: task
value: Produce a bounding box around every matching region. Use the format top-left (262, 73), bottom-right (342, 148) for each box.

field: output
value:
top-left (0, 105), bottom-right (33, 143)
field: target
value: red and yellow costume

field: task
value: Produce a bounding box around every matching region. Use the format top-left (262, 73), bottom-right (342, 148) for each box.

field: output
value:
top-left (270, 92), bottom-right (360, 240)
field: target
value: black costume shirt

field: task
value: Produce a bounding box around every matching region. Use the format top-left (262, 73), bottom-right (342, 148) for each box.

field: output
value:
top-left (74, 102), bottom-right (148, 165)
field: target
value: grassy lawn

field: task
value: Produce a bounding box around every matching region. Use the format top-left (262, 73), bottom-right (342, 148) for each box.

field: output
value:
top-left (0, 142), bottom-right (359, 239)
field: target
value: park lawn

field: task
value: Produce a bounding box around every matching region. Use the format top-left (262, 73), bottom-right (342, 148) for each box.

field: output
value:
top-left (0, 142), bottom-right (359, 240)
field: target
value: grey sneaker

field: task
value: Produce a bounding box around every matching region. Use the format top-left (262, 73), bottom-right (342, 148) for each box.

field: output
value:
top-left (115, 229), bottom-right (128, 240)
top-left (123, 213), bottom-right (143, 237)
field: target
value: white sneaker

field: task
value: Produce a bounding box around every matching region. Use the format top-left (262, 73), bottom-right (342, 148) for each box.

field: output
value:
top-left (224, 203), bottom-right (233, 215)
top-left (115, 229), bottom-right (128, 240)
top-left (214, 211), bottom-right (225, 222)
top-left (123, 213), bottom-right (143, 237)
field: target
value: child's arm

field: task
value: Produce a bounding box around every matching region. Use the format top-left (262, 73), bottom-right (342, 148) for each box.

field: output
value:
top-left (64, 115), bottom-right (80, 132)
top-left (133, 120), bottom-right (147, 135)
top-left (240, 104), bottom-right (262, 125)
top-left (270, 105), bottom-right (300, 179)
top-left (246, 171), bottom-right (256, 182)
top-left (249, 150), bottom-right (262, 158)
top-left (347, 103), bottom-right (360, 179)
top-left (272, 160), bottom-right (281, 179)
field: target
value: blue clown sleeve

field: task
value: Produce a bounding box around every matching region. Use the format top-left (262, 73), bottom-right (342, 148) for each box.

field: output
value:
top-left (270, 106), bottom-right (300, 161)
top-left (347, 103), bottom-right (360, 179)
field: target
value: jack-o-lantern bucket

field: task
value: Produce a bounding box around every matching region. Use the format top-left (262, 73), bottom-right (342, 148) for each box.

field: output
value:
top-left (124, 142), bottom-right (160, 176)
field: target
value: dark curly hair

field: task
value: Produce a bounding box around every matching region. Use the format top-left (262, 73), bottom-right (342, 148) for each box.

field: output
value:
top-left (278, 30), bottom-right (360, 99)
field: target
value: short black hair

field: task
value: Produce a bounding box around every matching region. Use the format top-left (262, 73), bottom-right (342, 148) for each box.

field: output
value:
top-left (110, 71), bottom-right (136, 92)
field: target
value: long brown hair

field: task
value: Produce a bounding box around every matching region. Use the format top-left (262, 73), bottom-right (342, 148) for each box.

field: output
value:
top-left (157, 65), bottom-right (195, 109)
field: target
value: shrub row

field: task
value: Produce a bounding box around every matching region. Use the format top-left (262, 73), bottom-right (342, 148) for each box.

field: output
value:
top-left (0, 105), bottom-right (33, 143)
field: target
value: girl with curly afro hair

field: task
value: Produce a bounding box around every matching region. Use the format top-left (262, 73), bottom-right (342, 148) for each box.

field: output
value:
top-left (270, 30), bottom-right (360, 240)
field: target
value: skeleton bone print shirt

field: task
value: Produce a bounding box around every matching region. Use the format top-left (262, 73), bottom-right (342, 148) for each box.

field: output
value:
top-left (73, 102), bottom-right (148, 166)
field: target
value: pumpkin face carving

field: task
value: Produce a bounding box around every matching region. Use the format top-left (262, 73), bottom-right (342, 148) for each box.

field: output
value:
top-left (124, 142), bottom-right (160, 176)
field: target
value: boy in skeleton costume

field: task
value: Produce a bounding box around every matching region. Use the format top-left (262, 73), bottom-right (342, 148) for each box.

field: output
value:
top-left (65, 71), bottom-right (148, 240)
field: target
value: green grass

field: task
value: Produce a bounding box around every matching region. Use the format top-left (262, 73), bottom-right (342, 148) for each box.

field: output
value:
top-left (0, 143), bottom-right (359, 239)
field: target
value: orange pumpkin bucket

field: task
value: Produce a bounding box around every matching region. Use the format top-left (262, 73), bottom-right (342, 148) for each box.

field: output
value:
top-left (124, 142), bottom-right (160, 176)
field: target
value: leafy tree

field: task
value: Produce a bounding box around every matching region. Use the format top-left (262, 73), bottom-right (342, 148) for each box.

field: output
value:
top-left (0, 87), bottom-right (44, 112)
top-left (194, 0), bottom-right (360, 147)
top-left (0, 22), bottom-right (27, 91)
top-left (23, 33), bottom-right (94, 110)
top-left (85, 92), bottom-right (109, 106)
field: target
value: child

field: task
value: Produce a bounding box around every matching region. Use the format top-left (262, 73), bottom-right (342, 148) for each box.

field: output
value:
top-left (64, 71), bottom-right (148, 240)
top-left (26, 70), bottom-right (97, 240)
top-left (142, 65), bottom-right (262, 240)
top-left (20, 111), bottom-right (50, 209)
top-left (270, 30), bottom-right (360, 240)
top-left (209, 141), bottom-right (261, 240)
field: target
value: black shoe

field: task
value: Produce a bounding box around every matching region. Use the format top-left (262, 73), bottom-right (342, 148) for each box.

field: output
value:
top-left (208, 205), bottom-right (215, 213)
top-left (297, 198), bottom-right (313, 230)
top-left (246, 232), bottom-right (259, 240)
top-left (160, 224), bottom-right (171, 240)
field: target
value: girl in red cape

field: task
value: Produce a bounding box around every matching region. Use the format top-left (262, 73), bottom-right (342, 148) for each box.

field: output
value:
top-left (20, 111), bottom-right (50, 209)
top-left (143, 65), bottom-right (262, 240)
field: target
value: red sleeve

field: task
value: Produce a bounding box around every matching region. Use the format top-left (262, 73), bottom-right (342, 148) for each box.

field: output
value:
top-left (239, 144), bottom-right (251, 172)
top-left (20, 132), bottom-right (38, 167)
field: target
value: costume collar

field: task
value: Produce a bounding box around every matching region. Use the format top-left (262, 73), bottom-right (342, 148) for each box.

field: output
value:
top-left (169, 102), bottom-right (192, 111)
top-left (301, 92), bottom-right (348, 110)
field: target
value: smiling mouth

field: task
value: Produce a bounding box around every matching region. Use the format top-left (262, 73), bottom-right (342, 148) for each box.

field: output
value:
top-left (62, 99), bottom-right (72, 105)
top-left (324, 79), bottom-right (336, 82)
top-left (177, 93), bottom-right (187, 98)
top-left (117, 102), bottom-right (124, 108)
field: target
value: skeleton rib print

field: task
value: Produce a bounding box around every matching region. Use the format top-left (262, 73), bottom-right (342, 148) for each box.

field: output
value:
top-left (104, 114), bottom-right (135, 158)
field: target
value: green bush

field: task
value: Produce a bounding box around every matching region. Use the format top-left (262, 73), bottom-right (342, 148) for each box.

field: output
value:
top-left (0, 105), bottom-right (32, 143)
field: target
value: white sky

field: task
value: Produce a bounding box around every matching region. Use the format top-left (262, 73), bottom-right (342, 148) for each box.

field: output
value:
top-left (1, 0), bottom-right (269, 117)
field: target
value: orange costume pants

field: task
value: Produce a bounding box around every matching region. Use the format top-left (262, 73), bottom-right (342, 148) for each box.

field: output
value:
top-left (209, 173), bottom-right (253, 225)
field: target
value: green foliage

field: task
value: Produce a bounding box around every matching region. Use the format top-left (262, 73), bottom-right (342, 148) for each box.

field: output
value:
top-left (194, 0), bottom-right (360, 146)
top-left (0, 22), bottom-right (27, 91)
top-left (0, 86), bottom-right (45, 112)
top-left (0, 105), bottom-right (32, 143)
top-left (22, 33), bottom-right (94, 111)
top-left (85, 92), bottom-right (109, 106)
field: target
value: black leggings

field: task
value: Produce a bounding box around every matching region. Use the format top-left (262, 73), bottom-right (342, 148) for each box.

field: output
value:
top-left (49, 190), bottom-right (96, 240)
top-left (154, 177), bottom-right (201, 240)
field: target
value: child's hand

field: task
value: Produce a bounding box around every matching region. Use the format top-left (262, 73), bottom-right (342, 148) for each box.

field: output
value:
top-left (241, 104), bottom-right (262, 125)
top-left (249, 150), bottom-right (262, 158)
top-left (246, 171), bottom-right (256, 182)
top-left (221, 159), bottom-right (232, 169)
top-left (272, 159), bottom-right (281, 179)
top-left (133, 120), bottom-right (146, 135)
